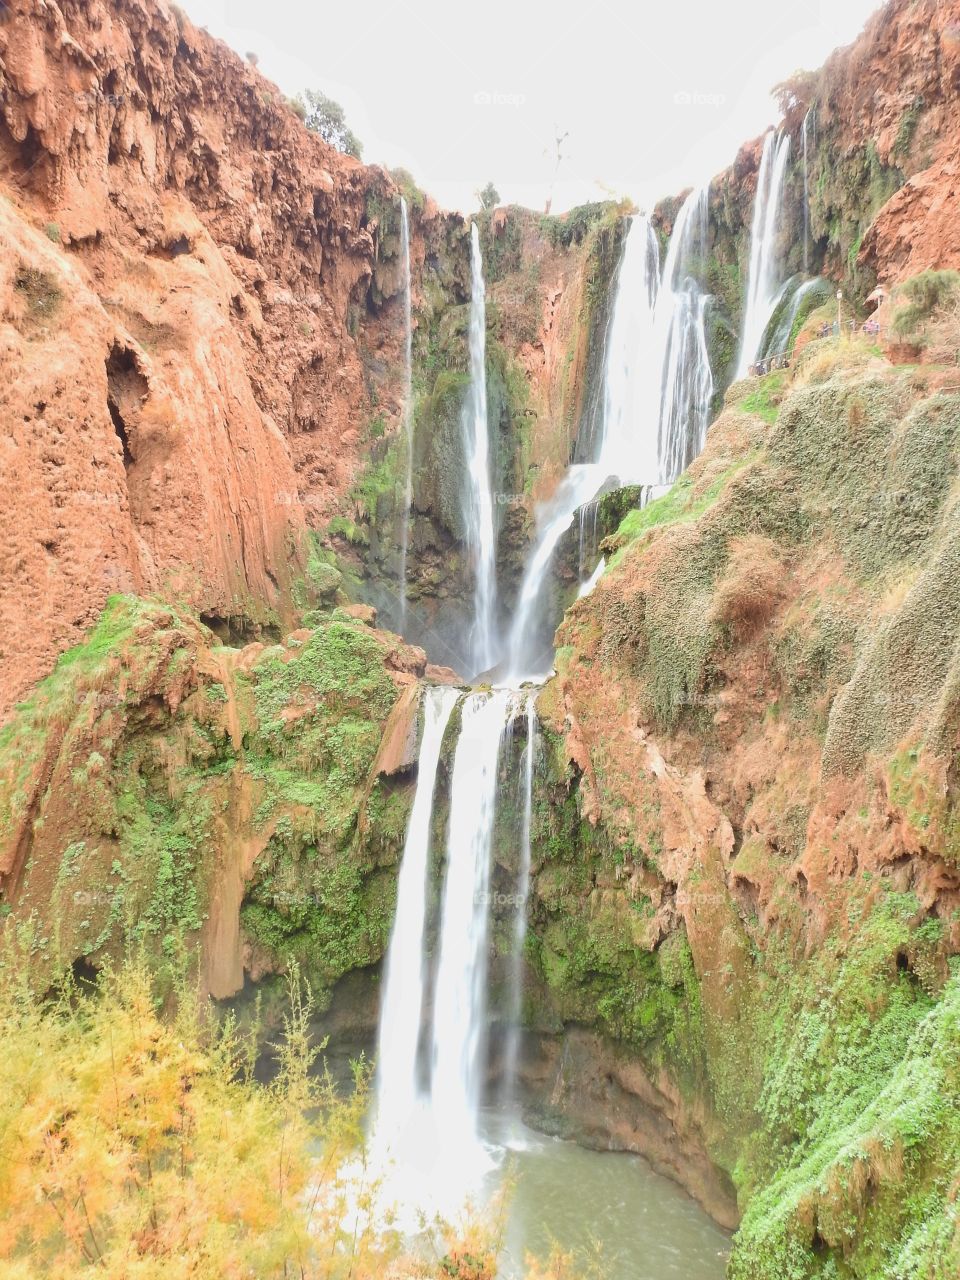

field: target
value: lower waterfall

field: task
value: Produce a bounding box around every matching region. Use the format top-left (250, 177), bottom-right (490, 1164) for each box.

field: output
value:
top-left (369, 687), bottom-right (518, 1219)
top-left (371, 687), bottom-right (458, 1153)
top-left (429, 690), bottom-right (512, 1173)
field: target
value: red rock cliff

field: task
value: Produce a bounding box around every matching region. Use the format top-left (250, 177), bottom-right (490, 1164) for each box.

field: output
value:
top-left (0, 0), bottom-right (420, 715)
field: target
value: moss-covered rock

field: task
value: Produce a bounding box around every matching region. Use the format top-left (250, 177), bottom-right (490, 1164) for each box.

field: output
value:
top-left (0, 597), bottom-right (415, 1003)
top-left (542, 341), bottom-right (960, 1275)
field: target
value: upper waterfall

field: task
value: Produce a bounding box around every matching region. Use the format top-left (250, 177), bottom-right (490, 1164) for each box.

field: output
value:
top-left (655, 185), bottom-right (715, 480)
top-left (397, 196), bottom-right (414, 630)
top-left (801, 109), bottom-right (812, 274)
top-left (737, 130), bottom-right (792, 376)
top-left (504, 193), bottom-right (714, 680)
top-left (462, 224), bottom-right (498, 677)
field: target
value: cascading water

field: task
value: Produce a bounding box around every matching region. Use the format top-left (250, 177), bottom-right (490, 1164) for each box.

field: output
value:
top-left (500, 693), bottom-right (536, 1107)
top-left (368, 687), bottom-right (512, 1220)
top-left (397, 196), bottom-right (414, 629)
top-left (655, 185), bottom-right (715, 479)
top-left (577, 501), bottom-right (600, 584)
top-left (736, 129), bottom-right (792, 377)
top-left (801, 109), bottom-right (812, 274)
top-left (429, 690), bottom-right (511, 1158)
top-left (363, 187), bottom-right (727, 1273)
top-left (371, 686), bottom-right (457, 1153)
top-left (462, 224), bottom-right (498, 677)
top-left (598, 211), bottom-right (662, 484)
top-left (505, 191), bottom-right (714, 679)
top-left (763, 276), bottom-right (827, 359)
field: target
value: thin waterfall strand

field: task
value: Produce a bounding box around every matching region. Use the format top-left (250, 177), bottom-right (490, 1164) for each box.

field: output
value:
top-left (501, 693), bottom-right (536, 1109)
top-left (655, 185), bottom-right (714, 479)
top-left (737, 130), bottom-right (792, 377)
top-left (371, 687), bottom-right (458, 1149)
top-left (397, 197), bottom-right (414, 629)
top-left (802, 110), bottom-right (811, 274)
top-left (463, 224), bottom-right (498, 676)
top-left (428, 690), bottom-right (512, 1188)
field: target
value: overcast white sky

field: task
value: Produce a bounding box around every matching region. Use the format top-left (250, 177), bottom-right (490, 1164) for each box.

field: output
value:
top-left (181, 0), bottom-right (885, 214)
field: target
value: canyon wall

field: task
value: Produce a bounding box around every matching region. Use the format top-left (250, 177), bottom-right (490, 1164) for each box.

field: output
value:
top-left (2, 0), bottom-right (960, 1276)
top-left (0, 0), bottom-right (427, 714)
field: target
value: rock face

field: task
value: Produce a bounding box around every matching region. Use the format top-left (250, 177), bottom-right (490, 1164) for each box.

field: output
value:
top-left (682, 0), bottom-right (960, 394)
top-left (3, 0), bottom-right (960, 1273)
top-left (0, 597), bottom-right (418, 1001)
top-left (0, 0), bottom-right (416, 716)
top-left (535, 339), bottom-right (960, 1272)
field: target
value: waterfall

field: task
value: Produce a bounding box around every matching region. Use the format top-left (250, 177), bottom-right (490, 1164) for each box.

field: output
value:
top-left (462, 224), bottom-right (498, 676)
top-left (577, 500), bottom-right (600, 584)
top-left (501, 693), bottom-right (536, 1107)
top-left (763, 276), bottom-right (826, 359)
top-left (655, 185), bottom-right (715, 479)
top-left (505, 192), bottom-right (713, 679)
top-left (600, 189), bottom-right (713, 486)
top-left (397, 197), bottom-right (414, 629)
top-left (369, 687), bottom-right (511, 1219)
top-left (372, 686), bottom-right (458, 1149)
top-left (597, 212), bottom-right (662, 485)
top-left (737, 130), bottom-right (792, 377)
top-left (578, 557), bottom-right (606, 599)
top-left (801, 110), bottom-right (812, 274)
top-left (504, 461), bottom-right (609, 678)
top-left (428, 689), bottom-right (511, 1196)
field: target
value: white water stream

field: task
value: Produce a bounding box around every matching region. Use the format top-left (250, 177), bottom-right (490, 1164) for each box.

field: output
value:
top-left (397, 196), bottom-right (414, 630)
top-left (371, 686), bottom-right (457, 1155)
top-left (737, 130), bottom-right (792, 376)
top-left (462, 224), bottom-right (498, 677)
top-left (505, 190), bottom-right (713, 679)
top-left (363, 201), bottom-right (728, 1268)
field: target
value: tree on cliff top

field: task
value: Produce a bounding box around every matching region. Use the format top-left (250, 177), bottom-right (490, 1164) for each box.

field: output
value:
top-left (295, 89), bottom-right (363, 160)
top-left (477, 181), bottom-right (500, 211)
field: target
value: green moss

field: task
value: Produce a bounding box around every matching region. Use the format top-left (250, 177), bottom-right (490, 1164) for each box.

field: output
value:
top-left (741, 370), bottom-right (788, 423)
top-left (611, 449), bottom-right (761, 556)
top-left (730, 894), bottom-right (959, 1279)
top-left (892, 95), bottom-right (924, 160)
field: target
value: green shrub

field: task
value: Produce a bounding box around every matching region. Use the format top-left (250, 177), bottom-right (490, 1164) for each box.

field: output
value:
top-left (892, 270), bottom-right (960, 339)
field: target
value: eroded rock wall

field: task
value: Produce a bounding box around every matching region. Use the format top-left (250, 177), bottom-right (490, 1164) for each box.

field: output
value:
top-left (0, 0), bottom-right (422, 715)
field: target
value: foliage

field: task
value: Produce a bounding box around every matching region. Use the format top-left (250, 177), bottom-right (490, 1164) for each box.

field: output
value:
top-left (295, 89), bottom-right (363, 159)
top-left (0, 956), bottom-right (389, 1278)
top-left (538, 202), bottom-right (614, 250)
top-left (891, 270), bottom-right (960, 341)
top-left (477, 181), bottom-right (500, 211)
top-left (773, 69), bottom-right (818, 120)
top-left (13, 264), bottom-right (62, 330)
top-left (892, 94), bottom-right (924, 159)
top-left (0, 955), bottom-right (589, 1278)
